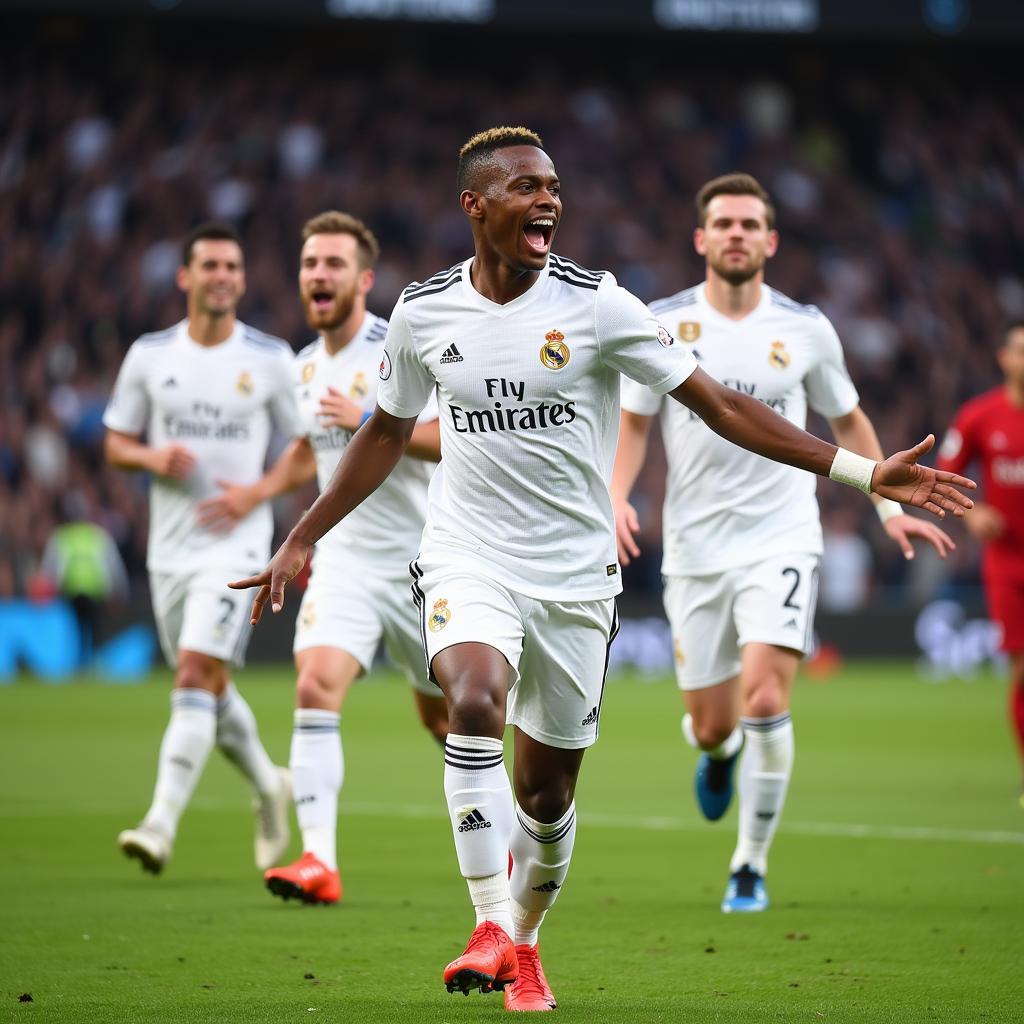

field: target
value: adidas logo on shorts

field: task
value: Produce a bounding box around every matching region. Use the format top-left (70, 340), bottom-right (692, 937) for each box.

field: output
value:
top-left (440, 343), bottom-right (464, 364)
top-left (580, 706), bottom-right (599, 727)
top-left (531, 880), bottom-right (561, 893)
top-left (457, 808), bottom-right (492, 832)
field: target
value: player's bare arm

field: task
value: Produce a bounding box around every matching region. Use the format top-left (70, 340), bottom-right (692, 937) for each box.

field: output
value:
top-left (829, 405), bottom-right (956, 560)
top-left (671, 367), bottom-right (976, 516)
top-left (229, 408), bottom-right (417, 620)
top-left (196, 438), bottom-right (317, 533)
top-left (609, 410), bottom-right (654, 565)
top-left (964, 502), bottom-right (1006, 542)
top-left (103, 428), bottom-right (196, 480)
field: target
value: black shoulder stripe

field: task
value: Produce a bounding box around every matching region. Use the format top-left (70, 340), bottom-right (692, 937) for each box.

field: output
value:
top-left (549, 270), bottom-right (600, 291)
top-left (549, 254), bottom-right (603, 283)
top-left (403, 274), bottom-right (462, 302)
top-left (402, 263), bottom-right (462, 300)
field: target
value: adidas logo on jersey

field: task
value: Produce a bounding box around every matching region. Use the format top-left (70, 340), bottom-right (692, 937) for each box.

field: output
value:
top-left (162, 376), bottom-right (178, 388)
top-left (580, 706), bottom-right (599, 727)
top-left (531, 880), bottom-right (561, 893)
top-left (457, 808), bottom-right (492, 832)
top-left (440, 343), bottom-right (464, 364)
top-left (783, 618), bottom-right (799, 629)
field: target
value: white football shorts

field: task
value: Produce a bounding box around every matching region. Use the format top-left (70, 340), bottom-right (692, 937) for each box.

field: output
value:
top-left (150, 566), bottom-right (257, 668)
top-left (410, 560), bottom-right (619, 749)
top-left (663, 552), bottom-right (820, 691)
top-left (293, 565), bottom-right (434, 695)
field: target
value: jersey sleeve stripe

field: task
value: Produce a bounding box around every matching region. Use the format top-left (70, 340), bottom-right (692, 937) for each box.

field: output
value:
top-left (403, 274), bottom-right (462, 302)
top-left (548, 254), bottom-right (604, 284)
top-left (549, 269), bottom-right (600, 291)
top-left (402, 263), bottom-right (462, 301)
top-left (768, 288), bottom-right (820, 318)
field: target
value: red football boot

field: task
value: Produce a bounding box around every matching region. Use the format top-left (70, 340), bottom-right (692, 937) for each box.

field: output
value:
top-left (443, 921), bottom-right (519, 995)
top-left (264, 851), bottom-right (341, 905)
top-left (504, 944), bottom-right (557, 1011)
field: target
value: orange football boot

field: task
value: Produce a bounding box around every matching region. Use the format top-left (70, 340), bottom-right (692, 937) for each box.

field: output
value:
top-left (504, 944), bottom-right (557, 1011)
top-left (443, 921), bottom-right (519, 995)
top-left (264, 851), bottom-right (341, 905)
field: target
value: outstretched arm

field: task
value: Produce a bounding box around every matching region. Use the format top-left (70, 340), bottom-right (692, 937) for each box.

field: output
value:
top-left (670, 368), bottom-right (975, 516)
top-left (609, 410), bottom-right (654, 565)
top-left (829, 406), bottom-right (955, 560)
top-left (229, 408), bottom-right (417, 621)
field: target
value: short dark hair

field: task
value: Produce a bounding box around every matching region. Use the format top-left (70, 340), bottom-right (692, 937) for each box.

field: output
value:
top-left (696, 173), bottom-right (776, 230)
top-left (182, 222), bottom-right (243, 267)
top-left (457, 126), bottom-right (544, 193)
top-left (301, 210), bottom-right (381, 269)
top-left (1000, 320), bottom-right (1024, 348)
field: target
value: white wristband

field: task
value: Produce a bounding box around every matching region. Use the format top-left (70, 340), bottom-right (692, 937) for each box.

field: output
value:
top-left (875, 498), bottom-right (903, 524)
top-left (829, 447), bottom-right (876, 495)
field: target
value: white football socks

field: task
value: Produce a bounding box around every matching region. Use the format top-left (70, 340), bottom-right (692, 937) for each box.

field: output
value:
top-left (290, 708), bottom-right (342, 870)
top-left (682, 713), bottom-right (744, 760)
top-left (731, 712), bottom-right (794, 875)
top-left (509, 802), bottom-right (576, 948)
top-left (444, 734), bottom-right (515, 939)
top-left (143, 688), bottom-right (217, 839)
top-left (215, 683), bottom-right (280, 798)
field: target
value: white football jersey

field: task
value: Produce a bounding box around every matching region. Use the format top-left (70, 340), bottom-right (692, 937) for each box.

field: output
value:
top-left (295, 312), bottom-right (437, 579)
top-left (376, 256), bottom-right (698, 601)
top-left (620, 283), bottom-right (859, 575)
top-left (103, 319), bottom-right (300, 573)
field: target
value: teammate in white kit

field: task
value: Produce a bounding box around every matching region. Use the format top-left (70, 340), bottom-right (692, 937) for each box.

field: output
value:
top-left (612, 174), bottom-right (955, 913)
top-left (103, 222), bottom-right (298, 875)
top-left (230, 131), bottom-right (973, 1010)
top-left (200, 211), bottom-right (445, 905)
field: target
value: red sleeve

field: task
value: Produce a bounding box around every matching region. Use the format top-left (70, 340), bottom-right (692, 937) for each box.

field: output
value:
top-left (936, 404), bottom-right (979, 476)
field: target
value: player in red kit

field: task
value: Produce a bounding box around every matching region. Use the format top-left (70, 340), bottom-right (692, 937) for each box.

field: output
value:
top-left (938, 321), bottom-right (1024, 804)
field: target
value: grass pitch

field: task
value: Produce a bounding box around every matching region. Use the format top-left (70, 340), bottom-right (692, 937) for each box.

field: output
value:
top-left (1, 663), bottom-right (1022, 1023)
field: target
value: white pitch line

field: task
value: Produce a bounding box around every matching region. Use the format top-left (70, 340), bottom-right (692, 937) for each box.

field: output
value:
top-left (2, 798), bottom-right (1022, 846)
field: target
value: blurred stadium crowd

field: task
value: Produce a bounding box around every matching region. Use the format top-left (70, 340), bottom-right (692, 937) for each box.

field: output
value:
top-left (2, 18), bottom-right (1022, 611)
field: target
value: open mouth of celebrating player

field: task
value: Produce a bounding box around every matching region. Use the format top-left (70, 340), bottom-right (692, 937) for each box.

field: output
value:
top-left (310, 289), bottom-right (335, 312)
top-left (523, 216), bottom-right (555, 256)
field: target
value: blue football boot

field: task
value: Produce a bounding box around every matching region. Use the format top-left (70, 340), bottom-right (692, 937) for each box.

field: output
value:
top-left (694, 747), bottom-right (741, 821)
top-left (721, 864), bottom-right (769, 913)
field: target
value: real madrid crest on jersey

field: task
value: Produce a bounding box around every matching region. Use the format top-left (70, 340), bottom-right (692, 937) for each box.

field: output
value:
top-left (301, 362), bottom-right (315, 384)
top-left (350, 371), bottom-right (368, 399)
top-left (678, 322), bottom-right (701, 343)
top-left (540, 330), bottom-right (570, 370)
top-left (236, 370), bottom-right (254, 395)
top-left (428, 598), bottom-right (451, 632)
top-left (769, 341), bottom-right (791, 369)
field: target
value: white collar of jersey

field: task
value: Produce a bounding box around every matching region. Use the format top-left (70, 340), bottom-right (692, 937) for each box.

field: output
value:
top-left (461, 256), bottom-right (551, 317)
top-left (697, 281), bottom-right (769, 326)
top-left (179, 318), bottom-right (244, 350)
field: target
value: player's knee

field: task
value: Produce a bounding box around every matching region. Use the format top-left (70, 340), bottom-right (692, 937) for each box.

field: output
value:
top-left (515, 779), bottom-right (574, 824)
top-left (745, 679), bottom-right (787, 720)
top-left (443, 675), bottom-right (504, 733)
top-left (692, 717), bottom-right (735, 750)
top-left (174, 655), bottom-right (223, 693)
top-left (295, 669), bottom-right (333, 709)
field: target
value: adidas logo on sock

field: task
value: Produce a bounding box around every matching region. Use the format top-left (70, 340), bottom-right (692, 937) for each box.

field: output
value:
top-left (457, 808), bottom-right (492, 832)
top-left (169, 755), bottom-right (194, 770)
top-left (294, 795), bottom-right (316, 806)
top-left (531, 880), bottom-right (561, 893)
top-left (756, 810), bottom-right (776, 821)
top-left (580, 706), bottom-right (598, 727)
top-left (440, 343), bottom-right (464, 364)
